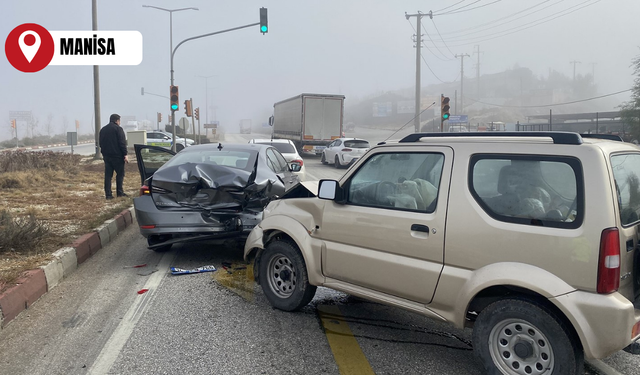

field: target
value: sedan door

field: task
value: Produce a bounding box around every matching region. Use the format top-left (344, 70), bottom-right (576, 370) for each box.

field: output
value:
top-left (134, 144), bottom-right (176, 185)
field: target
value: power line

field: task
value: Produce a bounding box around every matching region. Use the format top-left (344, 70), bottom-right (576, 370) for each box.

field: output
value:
top-left (420, 22), bottom-right (455, 60)
top-left (433, 0), bottom-right (467, 14)
top-left (435, 0), bottom-right (502, 16)
top-left (408, 19), bottom-right (451, 62)
top-left (421, 53), bottom-right (460, 84)
top-left (434, 0), bottom-right (482, 15)
top-left (428, 0), bottom-right (601, 47)
top-left (463, 89), bottom-right (631, 109)
top-left (431, 19), bottom-right (456, 58)
top-left (438, 0), bottom-right (560, 36)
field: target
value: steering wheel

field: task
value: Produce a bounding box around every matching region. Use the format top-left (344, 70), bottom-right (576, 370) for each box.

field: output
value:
top-left (375, 181), bottom-right (397, 206)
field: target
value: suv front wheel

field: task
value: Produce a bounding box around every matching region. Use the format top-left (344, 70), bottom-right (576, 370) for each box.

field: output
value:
top-left (472, 298), bottom-right (583, 375)
top-left (258, 240), bottom-right (317, 311)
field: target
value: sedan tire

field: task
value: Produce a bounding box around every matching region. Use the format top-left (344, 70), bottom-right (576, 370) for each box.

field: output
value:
top-left (321, 152), bottom-right (328, 165)
top-left (259, 240), bottom-right (316, 311)
top-left (334, 155), bottom-right (341, 169)
top-left (472, 298), bottom-right (583, 375)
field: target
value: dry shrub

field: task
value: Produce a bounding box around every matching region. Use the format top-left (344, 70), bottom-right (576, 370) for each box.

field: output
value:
top-left (0, 150), bottom-right (81, 174)
top-left (0, 210), bottom-right (51, 255)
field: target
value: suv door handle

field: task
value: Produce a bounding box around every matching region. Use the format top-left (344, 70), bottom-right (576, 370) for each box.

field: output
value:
top-left (411, 224), bottom-right (430, 233)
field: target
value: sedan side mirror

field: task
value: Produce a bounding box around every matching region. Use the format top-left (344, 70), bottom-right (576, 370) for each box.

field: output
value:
top-left (289, 163), bottom-right (302, 172)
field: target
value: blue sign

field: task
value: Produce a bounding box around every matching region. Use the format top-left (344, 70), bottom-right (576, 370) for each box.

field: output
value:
top-left (447, 115), bottom-right (468, 123)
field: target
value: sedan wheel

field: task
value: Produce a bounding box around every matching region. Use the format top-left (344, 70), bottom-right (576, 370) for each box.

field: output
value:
top-left (335, 155), bottom-right (341, 168)
top-left (321, 152), bottom-right (328, 165)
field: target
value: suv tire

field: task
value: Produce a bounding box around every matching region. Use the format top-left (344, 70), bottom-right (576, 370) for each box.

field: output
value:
top-left (259, 240), bottom-right (316, 311)
top-left (472, 298), bottom-right (583, 375)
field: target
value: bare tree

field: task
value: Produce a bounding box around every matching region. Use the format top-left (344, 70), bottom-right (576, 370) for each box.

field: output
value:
top-left (28, 116), bottom-right (39, 138)
top-left (45, 113), bottom-right (54, 138)
top-left (62, 115), bottom-right (68, 134)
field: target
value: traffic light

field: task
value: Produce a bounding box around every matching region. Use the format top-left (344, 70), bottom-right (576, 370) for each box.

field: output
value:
top-left (170, 86), bottom-right (179, 111)
top-left (10, 119), bottom-right (16, 128)
top-left (194, 108), bottom-right (199, 121)
top-left (184, 99), bottom-right (193, 117)
top-left (441, 95), bottom-right (451, 121)
top-left (259, 8), bottom-right (268, 34)
top-left (157, 112), bottom-right (162, 123)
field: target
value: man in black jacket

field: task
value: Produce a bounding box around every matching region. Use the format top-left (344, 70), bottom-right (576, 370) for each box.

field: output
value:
top-left (99, 114), bottom-right (129, 199)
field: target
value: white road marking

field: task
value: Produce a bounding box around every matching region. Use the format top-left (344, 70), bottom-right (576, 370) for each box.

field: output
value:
top-left (88, 250), bottom-right (176, 375)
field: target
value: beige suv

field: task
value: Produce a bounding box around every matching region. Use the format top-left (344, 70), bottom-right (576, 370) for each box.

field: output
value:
top-left (244, 132), bottom-right (640, 375)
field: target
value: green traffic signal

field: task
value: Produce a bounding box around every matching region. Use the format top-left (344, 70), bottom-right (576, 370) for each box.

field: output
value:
top-left (443, 113), bottom-right (450, 120)
top-left (261, 25), bottom-right (268, 33)
top-left (171, 103), bottom-right (178, 111)
top-left (259, 7), bottom-right (268, 34)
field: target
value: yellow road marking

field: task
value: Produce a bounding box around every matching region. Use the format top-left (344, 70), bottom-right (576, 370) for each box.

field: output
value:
top-left (318, 304), bottom-right (375, 375)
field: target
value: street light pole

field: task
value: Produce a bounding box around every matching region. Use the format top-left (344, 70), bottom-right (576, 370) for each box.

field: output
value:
top-left (142, 5), bottom-right (198, 152)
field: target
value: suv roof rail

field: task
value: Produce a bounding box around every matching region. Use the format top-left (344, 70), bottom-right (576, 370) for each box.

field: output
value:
top-left (398, 132), bottom-right (583, 145)
top-left (580, 134), bottom-right (623, 142)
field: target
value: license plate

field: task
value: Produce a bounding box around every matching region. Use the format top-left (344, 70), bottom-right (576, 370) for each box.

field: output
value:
top-left (314, 146), bottom-right (326, 150)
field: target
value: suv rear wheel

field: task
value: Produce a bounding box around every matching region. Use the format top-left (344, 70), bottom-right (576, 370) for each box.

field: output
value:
top-left (472, 298), bottom-right (583, 375)
top-left (258, 240), bottom-right (316, 311)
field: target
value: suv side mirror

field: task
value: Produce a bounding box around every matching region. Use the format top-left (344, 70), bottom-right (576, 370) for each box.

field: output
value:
top-left (289, 163), bottom-right (302, 172)
top-left (318, 179), bottom-right (342, 201)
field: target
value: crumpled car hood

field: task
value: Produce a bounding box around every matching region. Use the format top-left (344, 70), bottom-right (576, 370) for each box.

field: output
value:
top-left (151, 163), bottom-right (275, 210)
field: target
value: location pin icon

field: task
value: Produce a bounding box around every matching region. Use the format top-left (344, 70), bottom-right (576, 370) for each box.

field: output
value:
top-left (18, 30), bottom-right (41, 63)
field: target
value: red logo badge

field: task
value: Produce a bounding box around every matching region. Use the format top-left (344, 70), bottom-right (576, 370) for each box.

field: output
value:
top-left (5, 23), bottom-right (55, 73)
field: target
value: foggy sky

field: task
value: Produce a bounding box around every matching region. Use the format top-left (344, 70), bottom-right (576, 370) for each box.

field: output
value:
top-left (2, 0), bottom-right (639, 141)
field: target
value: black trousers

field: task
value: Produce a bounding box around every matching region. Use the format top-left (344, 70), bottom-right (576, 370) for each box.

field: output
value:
top-left (104, 156), bottom-right (125, 197)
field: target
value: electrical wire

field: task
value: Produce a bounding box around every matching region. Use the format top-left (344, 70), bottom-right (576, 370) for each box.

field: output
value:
top-left (383, 102), bottom-right (437, 142)
top-left (420, 22), bottom-right (455, 60)
top-left (430, 19), bottom-right (456, 58)
top-left (407, 17), bottom-right (459, 84)
top-left (428, 0), bottom-right (601, 47)
top-left (463, 89), bottom-right (631, 109)
top-left (435, 0), bottom-right (502, 16)
top-left (434, 0), bottom-right (482, 15)
top-left (408, 19), bottom-right (452, 61)
top-left (438, 0), bottom-right (560, 36)
top-left (433, 0), bottom-right (467, 14)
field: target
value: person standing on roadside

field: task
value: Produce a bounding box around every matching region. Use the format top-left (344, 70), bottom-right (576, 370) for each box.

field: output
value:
top-left (99, 113), bottom-right (129, 200)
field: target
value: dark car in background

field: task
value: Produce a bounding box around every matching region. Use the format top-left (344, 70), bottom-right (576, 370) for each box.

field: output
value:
top-left (133, 143), bottom-right (301, 251)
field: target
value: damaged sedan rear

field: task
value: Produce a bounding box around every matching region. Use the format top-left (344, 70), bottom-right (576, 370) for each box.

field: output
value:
top-left (133, 143), bottom-right (301, 251)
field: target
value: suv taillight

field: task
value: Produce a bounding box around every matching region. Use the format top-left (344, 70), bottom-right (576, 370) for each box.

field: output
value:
top-left (140, 185), bottom-right (150, 196)
top-left (597, 228), bottom-right (620, 294)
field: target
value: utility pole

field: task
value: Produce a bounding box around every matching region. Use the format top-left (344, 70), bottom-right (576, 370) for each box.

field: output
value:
top-left (92, 0), bottom-right (102, 160)
top-left (570, 60), bottom-right (581, 81)
top-left (473, 45), bottom-right (482, 101)
top-left (456, 53), bottom-right (470, 113)
top-left (590, 62), bottom-right (597, 84)
top-left (405, 11), bottom-right (431, 132)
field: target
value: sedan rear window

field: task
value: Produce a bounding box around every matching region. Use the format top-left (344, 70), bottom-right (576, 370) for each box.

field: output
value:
top-left (256, 142), bottom-right (296, 154)
top-left (163, 150), bottom-right (257, 171)
top-left (344, 140), bottom-right (369, 148)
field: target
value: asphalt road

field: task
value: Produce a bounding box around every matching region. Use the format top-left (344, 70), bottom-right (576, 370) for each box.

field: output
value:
top-left (0, 129), bottom-right (637, 375)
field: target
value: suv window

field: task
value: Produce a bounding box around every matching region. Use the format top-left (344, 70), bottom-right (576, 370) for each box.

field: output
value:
top-left (611, 153), bottom-right (640, 226)
top-left (470, 155), bottom-right (583, 228)
top-left (347, 152), bottom-right (444, 212)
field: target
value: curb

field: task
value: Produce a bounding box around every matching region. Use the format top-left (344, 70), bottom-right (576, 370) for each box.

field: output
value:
top-left (0, 207), bottom-right (136, 329)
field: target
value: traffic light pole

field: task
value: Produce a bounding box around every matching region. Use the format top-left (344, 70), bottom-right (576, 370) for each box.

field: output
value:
top-left (190, 98), bottom-right (196, 143)
top-left (170, 22), bottom-right (260, 151)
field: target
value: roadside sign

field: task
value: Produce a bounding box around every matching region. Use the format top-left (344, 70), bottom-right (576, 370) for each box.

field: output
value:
top-left (204, 121), bottom-right (219, 129)
top-left (447, 115), bottom-right (468, 123)
top-left (66, 132), bottom-right (77, 145)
